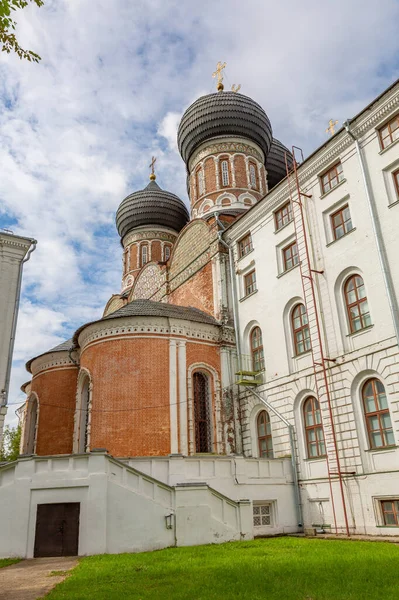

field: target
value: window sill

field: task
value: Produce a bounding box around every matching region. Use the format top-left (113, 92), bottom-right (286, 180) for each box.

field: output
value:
top-left (320, 178), bottom-right (347, 199)
top-left (292, 350), bottom-right (312, 360)
top-left (326, 227), bottom-right (356, 247)
top-left (388, 199), bottom-right (399, 209)
top-left (376, 525), bottom-right (399, 528)
top-left (237, 248), bottom-right (254, 262)
top-left (274, 219), bottom-right (294, 235)
top-left (277, 263), bottom-right (300, 279)
top-left (239, 289), bottom-right (258, 302)
top-left (304, 456), bottom-right (327, 462)
top-left (346, 324), bottom-right (374, 338)
top-left (365, 445), bottom-right (397, 453)
top-left (379, 137), bottom-right (399, 155)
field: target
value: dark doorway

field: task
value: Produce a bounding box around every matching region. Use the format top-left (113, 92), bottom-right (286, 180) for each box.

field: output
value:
top-left (34, 503), bottom-right (80, 557)
top-left (193, 372), bottom-right (212, 453)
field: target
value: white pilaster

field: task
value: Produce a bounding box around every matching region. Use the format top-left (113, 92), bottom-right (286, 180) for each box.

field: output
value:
top-left (169, 340), bottom-right (178, 454)
top-left (229, 156), bottom-right (236, 187)
top-left (178, 341), bottom-right (188, 455)
top-left (214, 156), bottom-right (220, 190)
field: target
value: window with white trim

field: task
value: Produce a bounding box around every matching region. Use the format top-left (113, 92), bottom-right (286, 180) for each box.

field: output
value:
top-left (253, 503), bottom-right (272, 527)
top-left (197, 168), bottom-right (205, 196)
top-left (249, 163), bottom-right (257, 188)
top-left (141, 244), bottom-right (149, 267)
top-left (221, 160), bottom-right (229, 186)
top-left (164, 246), bottom-right (171, 261)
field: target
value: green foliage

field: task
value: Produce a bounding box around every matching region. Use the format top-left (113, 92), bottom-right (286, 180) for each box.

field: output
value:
top-left (0, 558), bottom-right (21, 568)
top-left (43, 538), bottom-right (399, 600)
top-left (0, 424), bottom-right (21, 462)
top-left (0, 0), bottom-right (43, 62)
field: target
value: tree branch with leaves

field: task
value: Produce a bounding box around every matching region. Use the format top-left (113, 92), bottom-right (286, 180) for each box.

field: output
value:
top-left (0, 0), bottom-right (43, 62)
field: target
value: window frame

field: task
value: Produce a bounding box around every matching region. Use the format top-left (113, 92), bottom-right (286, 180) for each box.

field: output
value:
top-left (380, 500), bottom-right (399, 526)
top-left (257, 410), bottom-right (273, 458)
top-left (274, 201), bottom-right (293, 231)
top-left (283, 241), bottom-right (299, 271)
top-left (141, 243), bottom-right (149, 267)
top-left (196, 167), bottom-right (205, 197)
top-left (344, 274), bottom-right (371, 333)
top-left (238, 233), bottom-right (253, 258)
top-left (164, 245), bottom-right (171, 261)
top-left (244, 269), bottom-right (257, 297)
top-left (330, 204), bottom-right (353, 240)
top-left (362, 378), bottom-right (394, 450)
top-left (250, 326), bottom-right (264, 372)
top-left (303, 396), bottom-right (326, 459)
top-left (253, 503), bottom-right (272, 528)
top-left (249, 162), bottom-right (258, 189)
top-left (320, 162), bottom-right (344, 195)
top-left (393, 169), bottom-right (399, 199)
top-left (291, 303), bottom-right (311, 356)
top-left (221, 159), bottom-right (230, 186)
top-left (378, 114), bottom-right (399, 150)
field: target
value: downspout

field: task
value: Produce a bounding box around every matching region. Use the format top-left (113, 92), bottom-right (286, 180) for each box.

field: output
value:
top-left (1, 240), bottom-right (37, 408)
top-left (344, 120), bottom-right (399, 343)
top-left (250, 389), bottom-right (303, 529)
top-left (217, 218), bottom-right (303, 529)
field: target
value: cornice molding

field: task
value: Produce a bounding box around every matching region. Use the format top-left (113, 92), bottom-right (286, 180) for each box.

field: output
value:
top-left (190, 137), bottom-right (264, 171)
top-left (30, 351), bottom-right (78, 377)
top-left (124, 228), bottom-right (177, 247)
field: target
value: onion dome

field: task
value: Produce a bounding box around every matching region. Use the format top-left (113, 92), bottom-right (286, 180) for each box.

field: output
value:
top-left (116, 179), bottom-right (189, 239)
top-left (265, 138), bottom-right (294, 190)
top-left (177, 91), bottom-right (273, 166)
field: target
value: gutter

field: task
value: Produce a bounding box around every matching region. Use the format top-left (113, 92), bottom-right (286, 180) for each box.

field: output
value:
top-left (1, 240), bottom-right (37, 407)
top-left (344, 120), bottom-right (399, 344)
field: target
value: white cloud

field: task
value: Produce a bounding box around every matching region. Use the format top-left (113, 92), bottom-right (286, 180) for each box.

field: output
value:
top-left (1, 0), bottom-right (399, 427)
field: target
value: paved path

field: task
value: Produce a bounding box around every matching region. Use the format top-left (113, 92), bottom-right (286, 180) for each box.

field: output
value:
top-left (0, 557), bottom-right (78, 600)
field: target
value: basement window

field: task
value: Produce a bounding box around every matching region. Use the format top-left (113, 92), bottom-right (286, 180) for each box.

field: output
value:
top-left (253, 503), bottom-right (271, 527)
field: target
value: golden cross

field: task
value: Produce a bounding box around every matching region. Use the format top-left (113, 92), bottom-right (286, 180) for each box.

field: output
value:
top-left (326, 119), bottom-right (338, 136)
top-left (212, 61), bottom-right (226, 91)
top-left (149, 156), bottom-right (156, 180)
top-left (231, 84), bottom-right (241, 93)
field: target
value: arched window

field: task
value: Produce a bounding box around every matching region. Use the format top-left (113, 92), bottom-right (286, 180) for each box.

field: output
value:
top-left (292, 304), bottom-right (311, 356)
top-left (78, 376), bottom-right (90, 453)
top-left (244, 198), bottom-right (253, 207)
top-left (221, 160), bottom-right (229, 186)
top-left (141, 244), bottom-right (149, 267)
top-left (303, 396), bottom-right (326, 458)
top-left (249, 163), bottom-right (257, 189)
top-left (362, 378), bottom-right (394, 449)
top-left (251, 327), bottom-right (264, 372)
top-left (221, 197), bottom-right (231, 206)
top-left (164, 245), bottom-right (171, 261)
top-left (257, 410), bottom-right (273, 458)
top-left (25, 396), bottom-right (38, 454)
top-left (344, 275), bottom-right (371, 333)
top-left (193, 372), bottom-right (212, 453)
top-left (197, 168), bottom-right (205, 196)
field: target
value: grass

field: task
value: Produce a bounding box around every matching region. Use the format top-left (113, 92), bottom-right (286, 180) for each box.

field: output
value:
top-left (0, 558), bottom-right (21, 569)
top-left (43, 537), bottom-right (399, 600)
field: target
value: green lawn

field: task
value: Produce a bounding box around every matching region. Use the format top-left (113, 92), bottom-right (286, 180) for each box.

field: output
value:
top-left (43, 537), bottom-right (399, 600)
top-left (0, 558), bottom-right (21, 568)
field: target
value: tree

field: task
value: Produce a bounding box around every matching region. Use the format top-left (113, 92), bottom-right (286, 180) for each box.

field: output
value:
top-left (0, 424), bottom-right (21, 461)
top-left (0, 0), bottom-right (43, 63)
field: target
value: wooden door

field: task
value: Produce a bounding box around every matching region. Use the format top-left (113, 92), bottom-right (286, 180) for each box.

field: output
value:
top-left (34, 503), bottom-right (80, 557)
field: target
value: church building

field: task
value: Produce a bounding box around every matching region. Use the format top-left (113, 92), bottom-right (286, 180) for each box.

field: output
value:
top-left (1, 67), bottom-right (399, 558)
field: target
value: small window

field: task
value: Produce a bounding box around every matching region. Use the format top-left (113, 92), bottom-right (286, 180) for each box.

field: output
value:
top-left (331, 204), bottom-right (353, 240)
top-left (292, 303), bottom-right (311, 355)
top-left (249, 163), bottom-right (257, 188)
top-left (238, 233), bottom-right (253, 258)
top-left (393, 169), bottom-right (399, 199)
top-left (380, 500), bottom-right (399, 526)
top-left (344, 275), bottom-right (371, 333)
top-left (283, 241), bottom-right (298, 271)
top-left (321, 162), bottom-right (344, 194)
top-left (257, 411), bottom-right (273, 458)
top-left (379, 115), bottom-right (399, 150)
top-left (253, 503), bottom-right (271, 527)
top-left (303, 396), bottom-right (326, 458)
top-left (197, 168), bottom-right (205, 196)
top-left (141, 244), bottom-right (149, 267)
top-left (362, 378), bottom-right (394, 449)
top-left (275, 201), bottom-right (293, 231)
top-left (244, 270), bottom-right (256, 297)
top-left (221, 160), bottom-right (229, 186)
top-left (250, 327), bottom-right (264, 372)
top-left (164, 246), bottom-right (171, 261)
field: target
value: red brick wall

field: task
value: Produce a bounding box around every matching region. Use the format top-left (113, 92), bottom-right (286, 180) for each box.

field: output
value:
top-left (81, 337), bottom-right (170, 457)
top-left (204, 157), bottom-right (216, 193)
top-left (234, 155), bottom-right (247, 188)
top-left (151, 240), bottom-right (162, 262)
top-left (32, 367), bottom-right (78, 455)
top-left (169, 261), bottom-right (214, 316)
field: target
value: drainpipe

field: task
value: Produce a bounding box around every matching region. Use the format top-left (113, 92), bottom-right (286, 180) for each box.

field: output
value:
top-left (250, 388), bottom-right (303, 529)
top-left (344, 120), bottom-right (399, 344)
top-left (1, 240), bottom-right (37, 409)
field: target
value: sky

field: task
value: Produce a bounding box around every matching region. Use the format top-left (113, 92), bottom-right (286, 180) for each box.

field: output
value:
top-left (1, 0), bottom-right (399, 428)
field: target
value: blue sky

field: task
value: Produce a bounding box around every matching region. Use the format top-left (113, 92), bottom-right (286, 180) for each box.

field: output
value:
top-left (1, 0), bottom-right (399, 427)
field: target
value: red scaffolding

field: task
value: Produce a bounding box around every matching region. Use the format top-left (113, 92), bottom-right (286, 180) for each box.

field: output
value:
top-left (285, 148), bottom-right (350, 537)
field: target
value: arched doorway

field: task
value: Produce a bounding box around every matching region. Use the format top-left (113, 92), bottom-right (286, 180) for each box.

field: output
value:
top-left (193, 372), bottom-right (212, 453)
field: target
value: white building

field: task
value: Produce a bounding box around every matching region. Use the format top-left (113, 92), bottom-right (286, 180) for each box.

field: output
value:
top-left (0, 231), bottom-right (36, 448)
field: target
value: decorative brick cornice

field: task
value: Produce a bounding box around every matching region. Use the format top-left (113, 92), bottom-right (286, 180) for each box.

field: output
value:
top-left (124, 228), bottom-right (177, 247)
top-left (190, 138), bottom-right (263, 171)
top-left (30, 351), bottom-right (78, 377)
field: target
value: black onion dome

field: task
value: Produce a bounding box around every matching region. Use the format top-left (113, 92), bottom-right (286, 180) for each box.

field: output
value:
top-left (177, 91), bottom-right (273, 165)
top-left (116, 180), bottom-right (189, 239)
top-left (265, 138), bottom-right (294, 190)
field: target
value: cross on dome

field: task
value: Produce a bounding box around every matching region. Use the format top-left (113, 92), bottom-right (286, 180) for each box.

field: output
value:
top-left (149, 156), bottom-right (157, 180)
